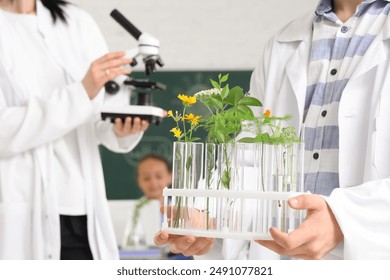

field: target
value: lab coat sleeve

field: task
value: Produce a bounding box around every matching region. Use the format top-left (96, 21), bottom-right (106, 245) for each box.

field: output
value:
top-left (0, 82), bottom-right (95, 158)
top-left (325, 178), bottom-right (390, 259)
top-left (94, 119), bottom-right (143, 153)
top-left (249, 36), bottom-right (274, 117)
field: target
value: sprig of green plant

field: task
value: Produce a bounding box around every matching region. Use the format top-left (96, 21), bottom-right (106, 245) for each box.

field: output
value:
top-left (126, 196), bottom-right (150, 245)
top-left (195, 74), bottom-right (263, 190)
top-left (167, 94), bottom-right (202, 142)
top-left (167, 94), bottom-right (202, 228)
top-left (195, 74), bottom-right (262, 144)
top-left (238, 110), bottom-right (300, 144)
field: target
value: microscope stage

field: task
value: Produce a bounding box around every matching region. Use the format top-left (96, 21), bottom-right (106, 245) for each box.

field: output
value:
top-left (101, 105), bottom-right (164, 125)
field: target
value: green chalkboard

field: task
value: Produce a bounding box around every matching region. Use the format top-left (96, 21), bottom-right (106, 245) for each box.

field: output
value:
top-left (100, 70), bottom-right (252, 199)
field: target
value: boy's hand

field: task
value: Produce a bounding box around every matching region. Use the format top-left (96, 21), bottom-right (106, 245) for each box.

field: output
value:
top-left (256, 194), bottom-right (344, 259)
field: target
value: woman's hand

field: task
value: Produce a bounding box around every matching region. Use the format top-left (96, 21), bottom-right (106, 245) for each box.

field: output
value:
top-left (154, 231), bottom-right (214, 256)
top-left (113, 117), bottom-right (149, 137)
top-left (154, 206), bottom-right (215, 256)
top-left (82, 51), bottom-right (131, 99)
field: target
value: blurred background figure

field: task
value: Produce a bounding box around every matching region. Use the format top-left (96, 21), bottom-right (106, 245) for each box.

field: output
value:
top-left (122, 154), bottom-right (170, 249)
top-left (136, 154), bottom-right (172, 206)
top-left (122, 154), bottom-right (193, 260)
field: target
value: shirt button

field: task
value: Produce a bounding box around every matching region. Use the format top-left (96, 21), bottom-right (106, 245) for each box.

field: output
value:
top-left (321, 110), bottom-right (327, 117)
top-left (313, 152), bottom-right (319, 160)
top-left (341, 26), bottom-right (348, 33)
top-left (330, 69), bottom-right (337, 75)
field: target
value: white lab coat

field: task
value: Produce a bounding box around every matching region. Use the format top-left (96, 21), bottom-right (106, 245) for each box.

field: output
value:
top-left (246, 12), bottom-right (390, 259)
top-left (0, 1), bottom-right (142, 259)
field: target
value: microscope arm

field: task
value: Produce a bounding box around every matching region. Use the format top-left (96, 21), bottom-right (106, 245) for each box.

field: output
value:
top-left (101, 10), bottom-right (165, 125)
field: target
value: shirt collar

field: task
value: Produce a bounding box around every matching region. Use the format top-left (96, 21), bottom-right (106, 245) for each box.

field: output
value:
top-left (315, 0), bottom-right (333, 16)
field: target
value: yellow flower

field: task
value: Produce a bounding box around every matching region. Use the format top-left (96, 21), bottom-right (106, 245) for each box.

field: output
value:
top-left (182, 113), bottom-right (202, 125)
top-left (264, 109), bottom-right (271, 117)
top-left (170, 127), bottom-right (182, 138)
top-left (178, 94), bottom-right (197, 106)
top-left (167, 110), bottom-right (173, 117)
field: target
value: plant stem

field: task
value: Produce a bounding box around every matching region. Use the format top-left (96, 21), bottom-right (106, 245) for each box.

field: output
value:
top-left (183, 107), bottom-right (187, 140)
top-left (290, 143), bottom-right (296, 192)
top-left (261, 144), bottom-right (265, 192)
top-left (206, 105), bottom-right (214, 116)
top-left (173, 197), bottom-right (182, 228)
top-left (223, 144), bottom-right (231, 190)
top-left (205, 144), bottom-right (215, 229)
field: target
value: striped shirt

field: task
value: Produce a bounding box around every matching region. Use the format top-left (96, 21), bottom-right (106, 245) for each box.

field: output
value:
top-left (304, 0), bottom-right (390, 195)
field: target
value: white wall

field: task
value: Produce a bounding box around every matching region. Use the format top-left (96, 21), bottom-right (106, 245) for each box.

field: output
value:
top-left (70, 0), bottom-right (318, 70)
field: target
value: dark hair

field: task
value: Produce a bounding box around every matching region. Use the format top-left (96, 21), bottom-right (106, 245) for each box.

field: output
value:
top-left (136, 154), bottom-right (172, 177)
top-left (41, 0), bottom-right (69, 23)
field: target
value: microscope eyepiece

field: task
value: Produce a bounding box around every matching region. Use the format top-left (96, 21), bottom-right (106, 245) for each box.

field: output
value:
top-left (110, 9), bottom-right (142, 40)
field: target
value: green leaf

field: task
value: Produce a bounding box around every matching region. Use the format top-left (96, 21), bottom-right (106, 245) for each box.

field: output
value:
top-left (225, 86), bottom-right (244, 107)
top-left (237, 104), bottom-right (254, 117)
top-left (186, 154), bottom-right (192, 171)
top-left (238, 137), bottom-right (255, 143)
top-left (224, 107), bottom-right (235, 114)
top-left (220, 73), bottom-right (229, 83)
top-left (215, 131), bottom-right (225, 143)
top-left (218, 73), bottom-right (222, 80)
top-left (221, 85), bottom-right (229, 100)
top-left (210, 79), bottom-right (220, 89)
top-left (224, 134), bottom-right (232, 143)
top-left (272, 126), bottom-right (281, 138)
top-left (210, 96), bottom-right (224, 109)
top-left (238, 96), bottom-right (262, 107)
top-left (254, 132), bottom-right (271, 143)
top-left (221, 170), bottom-right (231, 189)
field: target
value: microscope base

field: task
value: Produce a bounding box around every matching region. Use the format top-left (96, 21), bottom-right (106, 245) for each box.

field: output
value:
top-left (101, 105), bottom-right (164, 125)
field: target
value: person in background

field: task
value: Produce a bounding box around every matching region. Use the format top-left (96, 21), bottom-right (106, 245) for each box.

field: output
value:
top-left (136, 154), bottom-right (172, 206)
top-left (122, 155), bottom-right (171, 248)
top-left (0, 0), bottom-right (149, 259)
top-left (155, 0), bottom-right (390, 259)
top-left (129, 154), bottom-right (193, 260)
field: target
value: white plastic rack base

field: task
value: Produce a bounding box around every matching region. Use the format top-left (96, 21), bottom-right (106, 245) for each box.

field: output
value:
top-left (162, 188), bottom-right (305, 240)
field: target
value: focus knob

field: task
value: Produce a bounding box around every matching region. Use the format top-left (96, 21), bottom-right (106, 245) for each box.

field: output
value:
top-left (104, 81), bottom-right (120, 95)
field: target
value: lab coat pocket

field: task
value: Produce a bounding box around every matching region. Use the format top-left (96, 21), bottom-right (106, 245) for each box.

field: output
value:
top-left (373, 117), bottom-right (390, 177)
top-left (0, 202), bottom-right (32, 259)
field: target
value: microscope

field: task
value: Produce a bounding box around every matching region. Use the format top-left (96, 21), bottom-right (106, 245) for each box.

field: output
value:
top-left (101, 9), bottom-right (165, 125)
